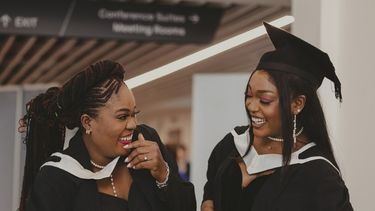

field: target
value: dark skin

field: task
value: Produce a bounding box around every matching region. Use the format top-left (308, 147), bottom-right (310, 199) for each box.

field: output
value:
top-left (94, 163), bottom-right (133, 200)
top-left (90, 133), bottom-right (168, 201)
top-left (242, 70), bottom-right (308, 187)
top-left (125, 133), bottom-right (168, 182)
top-left (80, 84), bottom-right (168, 199)
top-left (19, 84), bottom-right (168, 201)
top-left (201, 70), bottom-right (307, 211)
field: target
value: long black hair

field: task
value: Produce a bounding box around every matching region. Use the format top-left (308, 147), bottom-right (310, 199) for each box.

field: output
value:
top-left (19, 60), bottom-right (125, 211)
top-left (244, 69), bottom-right (339, 171)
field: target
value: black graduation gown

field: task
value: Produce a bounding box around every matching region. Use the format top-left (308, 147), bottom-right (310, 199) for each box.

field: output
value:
top-left (26, 124), bottom-right (196, 211)
top-left (203, 126), bottom-right (353, 211)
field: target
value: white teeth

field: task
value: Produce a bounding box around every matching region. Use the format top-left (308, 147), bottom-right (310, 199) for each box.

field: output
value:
top-left (119, 136), bottom-right (132, 141)
top-left (251, 117), bottom-right (266, 125)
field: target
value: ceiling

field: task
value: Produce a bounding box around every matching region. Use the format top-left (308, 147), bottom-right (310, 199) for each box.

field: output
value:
top-left (0, 0), bottom-right (291, 115)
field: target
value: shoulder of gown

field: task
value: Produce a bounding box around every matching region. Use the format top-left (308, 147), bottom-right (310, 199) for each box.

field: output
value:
top-left (252, 154), bottom-right (353, 211)
top-left (26, 164), bottom-right (80, 211)
top-left (202, 125), bottom-right (248, 202)
top-left (296, 159), bottom-right (353, 211)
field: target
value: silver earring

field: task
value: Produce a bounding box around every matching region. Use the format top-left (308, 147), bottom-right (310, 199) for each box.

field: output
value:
top-left (293, 114), bottom-right (297, 144)
top-left (86, 129), bottom-right (91, 135)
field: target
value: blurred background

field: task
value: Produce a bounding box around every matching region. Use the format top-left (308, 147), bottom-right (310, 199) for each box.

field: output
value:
top-left (0, 0), bottom-right (374, 210)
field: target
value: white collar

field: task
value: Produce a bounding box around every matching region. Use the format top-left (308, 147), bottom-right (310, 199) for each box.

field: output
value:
top-left (41, 152), bottom-right (120, 180)
top-left (231, 128), bottom-right (340, 175)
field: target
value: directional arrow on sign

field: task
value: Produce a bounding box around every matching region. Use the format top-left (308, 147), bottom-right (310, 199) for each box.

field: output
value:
top-left (188, 14), bottom-right (200, 24)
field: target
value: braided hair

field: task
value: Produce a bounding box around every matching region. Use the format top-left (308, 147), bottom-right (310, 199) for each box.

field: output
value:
top-left (19, 60), bottom-right (125, 211)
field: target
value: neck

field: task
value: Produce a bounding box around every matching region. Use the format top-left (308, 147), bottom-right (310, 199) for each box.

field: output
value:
top-left (267, 127), bottom-right (304, 142)
top-left (254, 133), bottom-right (310, 154)
top-left (82, 134), bottom-right (112, 168)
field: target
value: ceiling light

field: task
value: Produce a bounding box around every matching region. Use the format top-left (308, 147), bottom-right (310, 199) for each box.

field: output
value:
top-left (126, 15), bottom-right (295, 89)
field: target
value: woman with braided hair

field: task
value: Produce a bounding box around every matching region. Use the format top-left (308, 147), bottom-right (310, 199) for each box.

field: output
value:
top-left (19, 60), bottom-right (196, 211)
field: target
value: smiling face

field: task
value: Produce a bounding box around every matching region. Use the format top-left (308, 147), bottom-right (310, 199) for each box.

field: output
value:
top-left (83, 83), bottom-right (138, 163)
top-left (245, 70), bottom-right (282, 139)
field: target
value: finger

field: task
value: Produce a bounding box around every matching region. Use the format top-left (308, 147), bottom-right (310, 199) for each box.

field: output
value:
top-left (124, 133), bottom-right (153, 149)
top-left (130, 152), bottom-right (165, 171)
top-left (19, 119), bottom-right (25, 126)
top-left (123, 139), bottom-right (150, 149)
top-left (17, 119), bottom-right (27, 133)
top-left (124, 141), bottom-right (161, 165)
top-left (260, 170), bottom-right (274, 176)
top-left (131, 159), bottom-right (154, 170)
top-left (138, 133), bottom-right (145, 142)
top-left (18, 125), bottom-right (26, 133)
top-left (124, 133), bottom-right (152, 149)
top-left (127, 153), bottom-right (154, 168)
top-left (125, 145), bottom-right (153, 163)
top-left (127, 151), bottom-right (158, 169)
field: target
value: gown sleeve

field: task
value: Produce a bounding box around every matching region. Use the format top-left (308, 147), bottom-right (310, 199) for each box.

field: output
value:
top-left (25, 166), bottom-right (78, 211)
top-left (202, 142), bottom-right (218, 201)
top-left (203, 133), bottom-right (234, 202)
top-left (139, 124), bottom-right (197, 211)
top-left (314, 162), bottom-right (353, 211)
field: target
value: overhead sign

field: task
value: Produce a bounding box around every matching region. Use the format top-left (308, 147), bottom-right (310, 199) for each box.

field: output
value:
top-left (0, 1), bottom-right (70, 36)
top-left (0, 0), bottom-right (223, 43)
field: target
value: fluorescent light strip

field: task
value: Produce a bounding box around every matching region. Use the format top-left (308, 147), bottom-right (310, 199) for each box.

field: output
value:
top-left (126, 15), bottom-right (295, 89)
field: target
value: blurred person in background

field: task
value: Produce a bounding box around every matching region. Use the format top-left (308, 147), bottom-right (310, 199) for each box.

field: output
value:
top-left (165, 143), bottom-right (190, 181)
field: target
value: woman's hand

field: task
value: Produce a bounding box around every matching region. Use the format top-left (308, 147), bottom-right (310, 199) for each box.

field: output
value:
top-left (124, 133), bottom-right (168, 182)
top-left (18, 118), bottom-right (27, 133)
top-left (239, 161), bottom-right (274, 188)
top-left (201, 200), bottom-right (214, 211)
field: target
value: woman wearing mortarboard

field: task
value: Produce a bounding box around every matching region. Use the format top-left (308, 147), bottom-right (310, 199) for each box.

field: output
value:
top-left (201, 22), bottom-right (353, 211)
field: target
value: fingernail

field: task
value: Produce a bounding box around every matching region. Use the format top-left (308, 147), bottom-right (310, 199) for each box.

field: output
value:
top-left (127, 163), bottom-right (132, 168)
top-left (124, 144), bottom-right (130, 148)
top-left (132, 166), bottom-right (136, 169)
top-left (125, 157), bottom-right (129, 163)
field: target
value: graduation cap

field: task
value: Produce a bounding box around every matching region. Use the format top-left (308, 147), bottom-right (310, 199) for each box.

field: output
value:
top-left (256, 22), bottom-right (342, 101)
